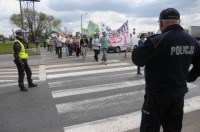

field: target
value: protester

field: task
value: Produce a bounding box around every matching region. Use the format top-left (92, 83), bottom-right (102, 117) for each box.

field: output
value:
top-left (124, 34), bottom-right (133, 58)
top-left (65, 37), bottom-right (69, 57)
top-left (13, 29), bottom-right (37, 91)
top-left (73, 37), bottom-right (77, 53)
top-left (75, 36), bottom-right (81, 57)
top-left (56, 37), bottom-right (62, 59)
top-left (46, 37), bottom-right (50, 51)
top-left (49, 39), bottom-right (54, 52)
top-left (137, 33), bottom-right (145, 75)
top-left (80, 34), bottom-right (89, 62)
top-left (92, 34), bottom-right (100, 62)
top-left (35, 36), bottom-right (40, 54)
top-left (68, 35), bottom-right (73, 56)
top-left (132, 8), bottom-right (200, 132)
top-left (53, 37), bottom-right (58, 54)
top-left (99, 31), bottom-right (111, 65)
top-left (43, 37), bottom-right (47, 49)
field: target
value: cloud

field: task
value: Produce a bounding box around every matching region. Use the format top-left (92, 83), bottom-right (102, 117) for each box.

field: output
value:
top-left (47, 0), bottom-right (200, 18)
top-left (0, 0), bottom-right (200, 37)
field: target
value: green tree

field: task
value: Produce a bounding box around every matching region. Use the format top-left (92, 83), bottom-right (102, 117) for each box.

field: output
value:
top-left (10, 9), bottom-right (61, 42)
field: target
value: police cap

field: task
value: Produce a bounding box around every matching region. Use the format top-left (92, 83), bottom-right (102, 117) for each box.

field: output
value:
top-left (15, 29), bottom-right (23, 35)
top-left (159, 8), bottom-right (180, 20)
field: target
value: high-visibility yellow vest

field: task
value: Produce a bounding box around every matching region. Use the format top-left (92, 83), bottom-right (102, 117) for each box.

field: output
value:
top-left (13, 39), bottom-right (28, 59)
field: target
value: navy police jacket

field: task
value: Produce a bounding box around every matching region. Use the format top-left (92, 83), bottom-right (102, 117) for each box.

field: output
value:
top-left (132, 24), bottom-right (200, 96)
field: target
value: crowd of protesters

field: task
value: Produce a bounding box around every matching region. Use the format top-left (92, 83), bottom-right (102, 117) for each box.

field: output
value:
top-left (43, 32), bottom-right (110, 64)
top-left (35, 31), bottom-right (137, 66)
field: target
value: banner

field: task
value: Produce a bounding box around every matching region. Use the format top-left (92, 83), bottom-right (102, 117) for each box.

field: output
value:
top-left (100, 20), bottom-right (130, 45)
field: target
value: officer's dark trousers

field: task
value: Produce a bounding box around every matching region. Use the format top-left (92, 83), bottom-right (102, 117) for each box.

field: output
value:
top-left (140, 94), bottom-right (184, 132)
top-left (15, 59), bottom-right (32, 87)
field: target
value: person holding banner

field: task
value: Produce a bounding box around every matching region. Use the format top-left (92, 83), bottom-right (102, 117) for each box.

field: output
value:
top-left (80, 34), bottom-right (89, 62)
top-left (92, 34), bottom-right (100, 62)
top-left (99, 31), bottom-right (111, 65)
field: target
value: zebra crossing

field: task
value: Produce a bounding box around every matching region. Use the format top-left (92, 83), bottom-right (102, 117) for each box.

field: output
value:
top-left (46, 59), bottom-right (200, 132)
top-left (0, 65), bottom-right (44, 87)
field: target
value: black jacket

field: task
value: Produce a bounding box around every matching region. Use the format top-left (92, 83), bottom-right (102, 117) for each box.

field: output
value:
top-left (132, 24), bottom-right (200, 96)
top-left (80, 39), bottom-right (89, 47)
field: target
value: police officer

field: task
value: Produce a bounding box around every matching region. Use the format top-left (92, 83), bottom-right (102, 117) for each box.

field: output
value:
top-left (13, 29), bottom-right (37, 91)
top-left (132, 8), bottom-right (200, 132)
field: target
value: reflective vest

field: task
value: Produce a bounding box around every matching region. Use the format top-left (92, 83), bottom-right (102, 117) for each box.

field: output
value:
top-left (13, 39), bottom-right (28, 59)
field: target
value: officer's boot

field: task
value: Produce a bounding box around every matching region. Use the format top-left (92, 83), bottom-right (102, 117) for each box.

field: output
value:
top-left (28, 79), bottom-right (37, 88)
top-left (19, 82), bottom-right (28, 91)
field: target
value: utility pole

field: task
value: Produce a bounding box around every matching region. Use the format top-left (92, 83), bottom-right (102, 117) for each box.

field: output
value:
top-left (81, 13), bottom-right (87, 34)
top-left (19, 0), bottom-right (23, 29)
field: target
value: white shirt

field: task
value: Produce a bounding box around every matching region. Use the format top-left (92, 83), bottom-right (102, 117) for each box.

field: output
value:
top-left (126, 37), bottom-right (133, 48)
top-left (92, 38), bottom-right (100, 50)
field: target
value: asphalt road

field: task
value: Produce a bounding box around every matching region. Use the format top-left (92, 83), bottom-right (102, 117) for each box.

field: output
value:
top-left (0, 48), bottom-right (200, 132)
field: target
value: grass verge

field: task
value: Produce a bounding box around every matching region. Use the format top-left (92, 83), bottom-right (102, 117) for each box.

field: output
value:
top-left (0, 43), bottom-right (42, 55)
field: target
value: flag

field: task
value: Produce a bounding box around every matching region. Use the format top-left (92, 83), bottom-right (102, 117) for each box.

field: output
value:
top-left (81, 28), bottom-right (89, 35)
top-left (51, 25), bottom-right (60, 32)
top-left (87, 21), bottom-right (100, 33)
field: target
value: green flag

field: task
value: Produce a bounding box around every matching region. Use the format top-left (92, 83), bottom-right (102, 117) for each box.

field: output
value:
top-left (88, 30), bottom-right (96, 38)
top-left (81, 28), bottom-right (89, 36)
top-left (51, 25), bottom-right (60, 32)
top-left (59, 29), bottom-right (66, 36)
top-left (87, 21), bottom-right (100, 33)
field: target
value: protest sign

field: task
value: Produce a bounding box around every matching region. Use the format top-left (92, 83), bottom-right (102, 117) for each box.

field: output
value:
top-left (101, 20), bottom-right (131, 45)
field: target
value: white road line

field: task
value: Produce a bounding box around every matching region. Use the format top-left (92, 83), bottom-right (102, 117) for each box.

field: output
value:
top-left (0, 68), bottom-right (38, 71)
top-left (0, 80), bottom-right (43, 88)
top-left (56, 90), bottom-right (145, 114)
top-left (39, 65), bottom-right (46, 81)
top-left (0, 80), bottom-right (16, 83)
top-left (56, 83), bottom-right (198, 114)
top-left (48, 80), bottom-right (74, 88)
top-left (63, 95), bottom-right (200, 132)
top-left (52, 79), bottom-right (145, 98)
top-left (48, 72), bottom-right (135, 88)
top-left (0, 71), bottom-right (39, 74)
top-left (0, 75), bottom-right (39, 78)
top-left (45, 60), bottom-right (121, 69)
top-left (46, 63), bottom-right (130, 73)
top-left (47, 66), bottom-right (136, 79)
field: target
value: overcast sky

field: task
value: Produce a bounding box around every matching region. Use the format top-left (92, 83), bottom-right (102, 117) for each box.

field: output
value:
top-left (0, 0), bottom-right (200, 37)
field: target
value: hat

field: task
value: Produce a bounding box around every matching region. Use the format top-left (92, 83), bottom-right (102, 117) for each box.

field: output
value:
top-left (15, 29), bottom-right (23, 35)
top-left (159, 8), bottom-right (180, 20)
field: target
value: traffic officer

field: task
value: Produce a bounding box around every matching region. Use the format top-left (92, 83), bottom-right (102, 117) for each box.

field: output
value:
top-left (132, 8), bottom-right (200, 132)
top-left (13, 29), bottom-right (37, 91)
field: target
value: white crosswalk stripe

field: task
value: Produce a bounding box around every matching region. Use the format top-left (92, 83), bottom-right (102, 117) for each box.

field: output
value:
top-left (0, 66), bottom-right (43, 87)
top-left (46, 60), bottom-right (200, 132)
top-left (63, 96), bottom-right (200, 132)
